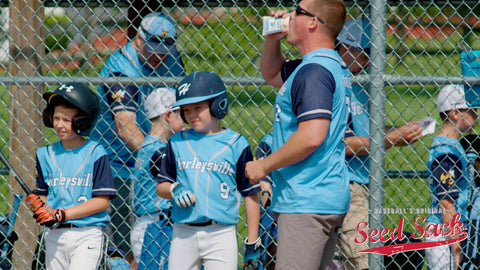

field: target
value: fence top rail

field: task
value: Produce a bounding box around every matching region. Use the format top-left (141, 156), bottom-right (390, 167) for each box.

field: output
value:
top-left (0, 76), bottom-right (266, 86)
top-left (2, 75), bottom-right (480, 87)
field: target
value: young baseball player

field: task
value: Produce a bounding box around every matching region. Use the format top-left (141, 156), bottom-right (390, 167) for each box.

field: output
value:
top-left (426, 84), bottom-right (478, 270)
top-left (130, 87), bottom-right (184, 269)
top-left (254, 133), bottom-right (277, 270)
top-left (25, 82), bottom-right (116, 270)
top-left (156, 71), bottom-right (261, 270)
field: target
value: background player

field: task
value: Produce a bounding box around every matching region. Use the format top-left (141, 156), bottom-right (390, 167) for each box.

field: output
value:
top-left (89, 12), bottom-right (185, 264)
top-left (130, 87), bottom-right (184, 269)
top-left (25, 82), bottom-right (116, 270)
top-left (426, 84), bottom-right (478, 269)
top-left (156, 71), bottom-right (261, 270)
top-left (254, 133), bottom-right (277, 270)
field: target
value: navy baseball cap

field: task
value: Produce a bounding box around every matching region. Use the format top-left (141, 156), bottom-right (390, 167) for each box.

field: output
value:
top-left (337, 19), bottom-right (371, 54)
top-left (139, 12), bottom-right (178, 55)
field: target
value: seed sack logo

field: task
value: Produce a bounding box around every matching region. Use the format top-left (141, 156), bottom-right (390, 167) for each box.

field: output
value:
top-left (355, 213), bottom-right (467, 256)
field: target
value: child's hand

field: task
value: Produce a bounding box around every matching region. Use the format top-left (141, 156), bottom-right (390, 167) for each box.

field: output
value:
top-left (243, 237), bottom-right (261, 269)
top-left (34, 206), bottom-right (67, 227)
top-left (25, 193), bottom-right (44, 213)
top-left (169, 182), bottom-right (196, 207)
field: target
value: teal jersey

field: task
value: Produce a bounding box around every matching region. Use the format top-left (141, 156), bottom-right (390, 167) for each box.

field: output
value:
top-left (345, 84), bottom-right (371, 184)
top-left (272, 49), bottom-right (351, 215)
top-left (90, 41), bottom-right (185, 179)
top-left (427, 136), bottom-right (472, 225)
top-left (158, 128), bottom-right (261, 225)
top-left (35, 140), bottom-right (116, 227)
top-left (132, 135), bottom-right (171, 215)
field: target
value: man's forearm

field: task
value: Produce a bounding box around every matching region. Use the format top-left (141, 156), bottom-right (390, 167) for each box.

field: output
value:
top-left (260, 36), bottom-right (287, 88)
top-left (115, 111), bottom-right (145, 151)
top-left (117, 123), bottom-right (145, 152)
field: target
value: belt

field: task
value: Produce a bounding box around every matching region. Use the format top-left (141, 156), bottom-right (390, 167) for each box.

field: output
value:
top-left (55, 223), bottom-right (78, 229)
top-left (185, 220), bottom-right (217, 227)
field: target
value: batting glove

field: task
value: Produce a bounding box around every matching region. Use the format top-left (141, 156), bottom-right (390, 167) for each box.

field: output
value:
top-left (242, 237), bottom-right (261, 269)
top-left (34, 206), bottom-right (67, 228)
top-left (169, 182), bottom-right (196, 207)
top-left (25, 193), bottom-right (44, 213)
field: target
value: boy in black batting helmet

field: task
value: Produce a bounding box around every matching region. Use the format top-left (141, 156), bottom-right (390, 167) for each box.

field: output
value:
top-left (26, 82), bottom-right (116, 270)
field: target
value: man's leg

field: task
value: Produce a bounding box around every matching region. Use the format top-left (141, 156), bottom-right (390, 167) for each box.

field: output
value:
top-left (274, 213), bottom-right (345, 270)
top-left (337, 182), bottom-right (369, 270)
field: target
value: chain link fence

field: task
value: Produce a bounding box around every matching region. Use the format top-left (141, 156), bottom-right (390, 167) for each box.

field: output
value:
top-left (0, 0), bottom-right (478, 269)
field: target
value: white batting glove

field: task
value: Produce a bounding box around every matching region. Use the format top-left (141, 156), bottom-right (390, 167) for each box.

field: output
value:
top-left (169, 182), bottom-right (197, 207)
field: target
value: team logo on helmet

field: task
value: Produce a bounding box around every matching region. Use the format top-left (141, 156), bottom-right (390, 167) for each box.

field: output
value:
top-left (58, 84), bottom-right (74, 93)
top-left (178, 83), bottom-right (190, 96)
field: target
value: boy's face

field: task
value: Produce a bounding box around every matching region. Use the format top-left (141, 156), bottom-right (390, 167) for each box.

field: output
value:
top-left (53, 105), bottom-right (79, 142)
top-left (457, 108), bottom-right (478, 133)
top-left (182, 101), bottom-right (219, 134)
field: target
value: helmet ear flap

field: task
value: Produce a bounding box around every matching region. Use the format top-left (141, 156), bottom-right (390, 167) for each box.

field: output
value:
top-left (42, 105), bottom-right (54, 128)
top-left (72, 115), bottom-right (98, 136)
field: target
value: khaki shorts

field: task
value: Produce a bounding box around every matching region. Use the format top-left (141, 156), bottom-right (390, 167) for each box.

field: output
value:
top-left (337, 182), bottom-right (369, 270)
top-left (274, 212), bottom-right (346, 270)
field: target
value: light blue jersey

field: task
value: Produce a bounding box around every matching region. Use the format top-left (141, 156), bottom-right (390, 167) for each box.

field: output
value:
top-left (158, 128), bottom-right (261, 225)
top-left (90, 41), bottom-right (185, 179)
top-left (132, 135), bottom-right (171, 216)
top-left (427, 136), bottom-right (472, 225)
top-left (345, 84), bottom-right (371, 185)
top-left (35, 140), bottom-right (116, 227)
top-left (272, 49), bottom-right (351, 215)
top-left (281, 60), bottom-right (369, 186)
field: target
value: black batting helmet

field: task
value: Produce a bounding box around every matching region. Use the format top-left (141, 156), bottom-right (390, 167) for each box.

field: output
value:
top-left (42, 82), bottom-right (101, 136)
top-left (175, 71), bottom-right (228, 122)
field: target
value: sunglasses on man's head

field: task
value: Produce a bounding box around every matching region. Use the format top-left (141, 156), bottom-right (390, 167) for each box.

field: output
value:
top-left (295, 5), bottom-right (325, 24)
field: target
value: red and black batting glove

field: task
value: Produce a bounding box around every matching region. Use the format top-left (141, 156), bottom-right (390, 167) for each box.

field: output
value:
top-left (34, 206), bottom-right (67, 228)
top-left (25, 193), bottom-right (44, 213)
top-left (33, 206), bottom-right (54, 225)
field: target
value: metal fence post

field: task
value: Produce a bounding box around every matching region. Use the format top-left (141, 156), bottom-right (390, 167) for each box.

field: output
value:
top-left (369, 0), bottom-right (387, 269)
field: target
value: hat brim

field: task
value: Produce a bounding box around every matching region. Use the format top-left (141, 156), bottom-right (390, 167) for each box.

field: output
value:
top-left (175, 91), bottom-right (224, 107)
top-left (145, 40), bottom-right (177, 55)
